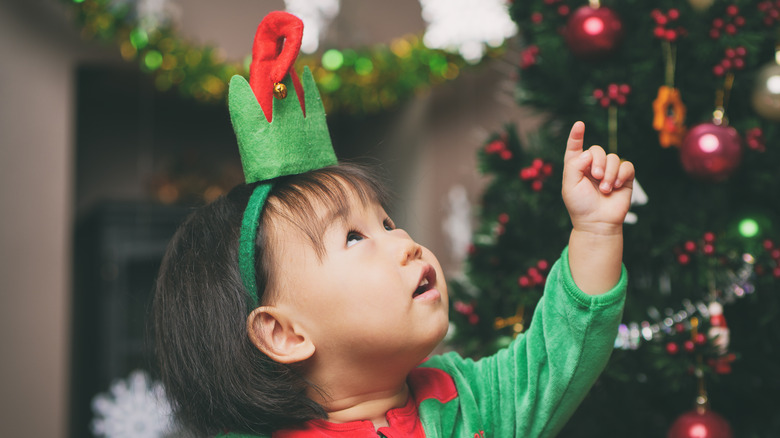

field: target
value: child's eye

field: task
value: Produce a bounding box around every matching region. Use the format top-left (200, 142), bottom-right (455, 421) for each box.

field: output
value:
top-left (346, 231), bottom-right (364, 247)
top-left (384, 218), bottom-right (396, 231)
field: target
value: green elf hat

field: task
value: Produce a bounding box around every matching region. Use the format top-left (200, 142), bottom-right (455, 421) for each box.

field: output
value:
top-left (229, 11), bottom-right (337, 307)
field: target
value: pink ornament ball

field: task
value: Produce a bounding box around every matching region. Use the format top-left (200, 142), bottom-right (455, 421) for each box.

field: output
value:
top-left (679, 123), bottom-right (742, 182)
top-left (667, 409), bottom-right (733, 438)
top-left (564, 6), bottom-right (624, 58)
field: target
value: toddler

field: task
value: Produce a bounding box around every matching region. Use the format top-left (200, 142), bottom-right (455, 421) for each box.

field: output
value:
top-left (153, 11), bottom-right (634, 438)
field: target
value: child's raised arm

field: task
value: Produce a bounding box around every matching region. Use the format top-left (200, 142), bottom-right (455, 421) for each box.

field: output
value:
top-left (562, 121), bottom-right (635, 295)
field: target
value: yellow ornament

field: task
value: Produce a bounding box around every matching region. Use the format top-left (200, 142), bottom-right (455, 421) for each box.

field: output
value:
top-left (652, 85), bottom-right (687, 148)
top-left (688, 0), bottom-right (715, 11)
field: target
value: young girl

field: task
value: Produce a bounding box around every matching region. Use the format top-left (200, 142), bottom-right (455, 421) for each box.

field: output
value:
top-left (153, 12), bottom-right (634, 438)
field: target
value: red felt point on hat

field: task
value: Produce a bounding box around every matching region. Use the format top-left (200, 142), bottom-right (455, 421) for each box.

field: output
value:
top-left (249, 11), bottom-right (306, 122)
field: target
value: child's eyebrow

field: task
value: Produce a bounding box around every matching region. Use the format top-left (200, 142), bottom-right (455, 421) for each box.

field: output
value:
top-left (316, 205), bottom-right (355, 239)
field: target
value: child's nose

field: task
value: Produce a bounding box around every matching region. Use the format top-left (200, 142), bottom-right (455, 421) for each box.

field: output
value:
top-left (399, 238), bottom-right (423, 265)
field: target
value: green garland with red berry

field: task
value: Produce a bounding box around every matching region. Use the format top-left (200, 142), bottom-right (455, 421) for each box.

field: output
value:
top-left (63, 0), bottom-right (501, 114)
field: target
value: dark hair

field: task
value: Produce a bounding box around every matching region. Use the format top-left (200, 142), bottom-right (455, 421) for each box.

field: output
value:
top-left (153, 163), bottom-right (390, 436)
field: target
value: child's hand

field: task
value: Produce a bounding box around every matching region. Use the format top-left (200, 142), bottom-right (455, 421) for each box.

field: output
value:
top-left (562, 121), bottom-right (635, 235)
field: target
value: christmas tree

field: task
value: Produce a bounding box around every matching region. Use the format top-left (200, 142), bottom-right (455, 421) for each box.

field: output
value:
top-left (447, 0), bottom-right (780, 436)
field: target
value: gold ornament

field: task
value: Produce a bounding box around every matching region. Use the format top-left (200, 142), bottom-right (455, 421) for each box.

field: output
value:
top-left (273, 82), bottom-right (288, 99)
top-left (688, 0), bottom-right (715, 11)
top-left (752, 61), bottom-right (780, 121)
top-left (652, 85), bottom-right (687, 147)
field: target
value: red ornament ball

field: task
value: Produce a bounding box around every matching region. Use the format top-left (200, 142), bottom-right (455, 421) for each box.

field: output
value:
top-left (667, 409), bottom-right (733, 438)
top-left (564, 6), bottom-right (624, 58)
top-left (680, 123), bottom-right (743, 181)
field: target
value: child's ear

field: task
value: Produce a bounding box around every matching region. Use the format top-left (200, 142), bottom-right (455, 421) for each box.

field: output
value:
top-left (246, 306), bottom-right (315, 364)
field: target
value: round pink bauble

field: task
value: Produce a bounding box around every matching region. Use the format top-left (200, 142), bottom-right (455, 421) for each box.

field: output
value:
top-left (667, 409), bottom-right (733, 438)
top-left (680, 123), bottom-right (742, 182)
top-left (564, 6), bottom-right (624, 58)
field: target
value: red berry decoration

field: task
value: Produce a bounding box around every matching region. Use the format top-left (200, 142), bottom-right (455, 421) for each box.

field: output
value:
top-left (652, 8), bottom-right (686, 42)
top-left (745, 127), bottom-right (766, 152)
top-left (485, 139), bottom-right (514, 161)
top-left (593, 83), bottom-right (630, 108)
top-left (713, 46), bottom-right (747, 77)
top-left (667, 409), bottom-right (733, 438)
top-left (564, 5), bottom-right (624, 58)
top-left (709, 5), bottom-right (745, 39)
top-left (518, 259), bottom-right (550, 288)
top-left (520, 45), bottom-right (540, 69)
top-left (485, 140), bottom-right (506, 154)
top-left (666, 342), bottom-right (680, 355)
top-left (758, 1), bottom-right (780, 27)
top-left (454, 301), bottom-right (479, 325)
top-left (680, 123), bottom-right (743, 182)
top-left (518, 276), bottom-right (531, 287)
top-left (519, 158), bottom-right (553, 191)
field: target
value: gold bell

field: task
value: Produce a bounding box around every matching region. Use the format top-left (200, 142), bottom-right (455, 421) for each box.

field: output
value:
top-left (273, 82), bottom-right (287, 99)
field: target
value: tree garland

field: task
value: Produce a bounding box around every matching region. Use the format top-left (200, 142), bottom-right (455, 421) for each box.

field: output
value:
top-left (65, 0), bottom-right (502, 114)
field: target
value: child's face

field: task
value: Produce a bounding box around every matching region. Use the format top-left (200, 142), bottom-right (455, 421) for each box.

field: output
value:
top-left (266, 186), bottom-right (450, 366)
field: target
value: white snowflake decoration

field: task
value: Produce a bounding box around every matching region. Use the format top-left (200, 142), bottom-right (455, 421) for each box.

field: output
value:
top-left (285, 0), bottom-right (341, 53)
top-left (109, 0), bottom-right (180, 31)
top-left (419, 0), bottom-right (517, 63)
top-left (91, 370), bottom-right (178, 438)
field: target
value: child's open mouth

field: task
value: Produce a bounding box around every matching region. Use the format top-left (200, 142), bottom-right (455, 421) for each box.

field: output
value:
top-left (413, 265), bottom-right (437, 299)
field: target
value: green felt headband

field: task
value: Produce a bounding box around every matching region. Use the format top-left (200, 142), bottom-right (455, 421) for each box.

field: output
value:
top-left (229, 16), bottom-right (337, 307)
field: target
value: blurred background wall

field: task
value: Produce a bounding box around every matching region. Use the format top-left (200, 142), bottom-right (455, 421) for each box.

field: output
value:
top-left (0, 0), bottom-right (535, 435)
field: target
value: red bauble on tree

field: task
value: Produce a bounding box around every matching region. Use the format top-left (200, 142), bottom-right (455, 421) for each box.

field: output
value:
top-left (679, 122), bottom-right (742, 181)
top-left (564, 4), bottom-right (624, 58)
top-left (667, 409), bottom-right (733, 438)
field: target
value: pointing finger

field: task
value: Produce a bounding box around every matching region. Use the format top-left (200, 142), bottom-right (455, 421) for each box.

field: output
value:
top-left (564, 121), bottom-right (586, 163)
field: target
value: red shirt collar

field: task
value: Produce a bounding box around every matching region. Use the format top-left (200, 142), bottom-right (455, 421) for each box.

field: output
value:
top-left (272, 367), bottom-right (456, 437)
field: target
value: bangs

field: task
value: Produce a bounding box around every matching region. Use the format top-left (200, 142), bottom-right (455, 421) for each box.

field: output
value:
top-left (261, 164), bottom-right (391, 259)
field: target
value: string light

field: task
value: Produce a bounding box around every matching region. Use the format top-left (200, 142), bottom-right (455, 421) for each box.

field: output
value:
top-left (63, 0), bottom-right (501, 112)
